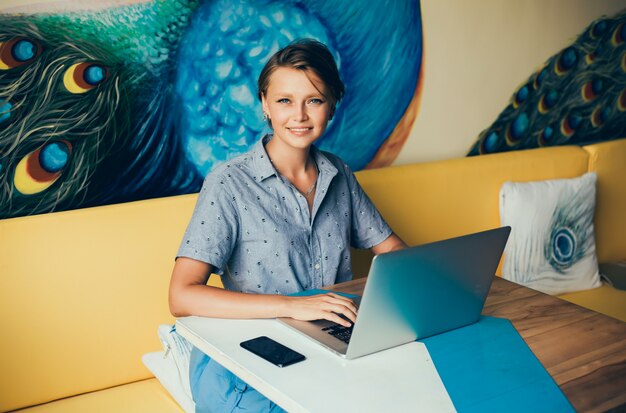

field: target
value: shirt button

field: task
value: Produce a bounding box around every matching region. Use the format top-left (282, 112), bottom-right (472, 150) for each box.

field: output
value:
top-left (314, 263), bottom-right (320, 269)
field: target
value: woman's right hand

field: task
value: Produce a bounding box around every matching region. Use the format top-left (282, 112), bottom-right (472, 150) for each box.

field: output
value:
top-left (171, 258), bottom-right (359, 324)
top-left (282, 293), bottom-right (358, 327)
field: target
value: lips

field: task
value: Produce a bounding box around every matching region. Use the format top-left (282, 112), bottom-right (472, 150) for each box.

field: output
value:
top-left (287, 127), bottom-right (314, 136)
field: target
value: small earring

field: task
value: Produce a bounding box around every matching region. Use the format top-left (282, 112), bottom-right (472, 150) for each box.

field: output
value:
top-left (263, 113), bottom-right (269, 121)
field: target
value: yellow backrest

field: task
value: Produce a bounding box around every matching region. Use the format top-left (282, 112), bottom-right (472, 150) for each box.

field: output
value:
top-left (356, 145), bottom-right (589, 244)
top-left (4, 139), bottom-right (623, 411)
top-left (352, 145), bottom-right (590, 274)
top-left (583, 139), bottom-right (626, 263)
top-left (0, 194), bottom-right (202, 411)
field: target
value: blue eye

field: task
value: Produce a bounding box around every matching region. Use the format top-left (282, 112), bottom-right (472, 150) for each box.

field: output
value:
top-left (0, 101), bottom-right (12, 123)
top-left (84, 65), bottom-right (106, 86)
top-left (482, 131), bottom-right (499, 153)
top-left (12, 39), bottom-right (37, 62)
top-left (63, 62), bottom-right (109, 93)
top-left (39, 141), bottom-right (71, 173)
top-left (277, 98), bottom-right (290, 103)
top-left (0, 37), bottom-right (41, 70)
top-left (309, 98), bottom-right (323, 104)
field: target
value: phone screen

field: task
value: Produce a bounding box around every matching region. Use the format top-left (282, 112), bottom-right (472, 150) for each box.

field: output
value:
top-left (240, 336), bottom-right (306, 367)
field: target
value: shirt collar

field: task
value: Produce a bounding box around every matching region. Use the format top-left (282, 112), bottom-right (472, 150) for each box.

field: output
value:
top-left (251, 135), bottom-right (278, 182)
top-left (310, 144), bottom-right (338, 178)
top-left (252, 135), bottom-right (338, 182)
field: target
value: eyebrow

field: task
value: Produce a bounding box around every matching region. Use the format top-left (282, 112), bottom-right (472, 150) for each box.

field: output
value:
top-left (271, 92), bottom-right (326, 99)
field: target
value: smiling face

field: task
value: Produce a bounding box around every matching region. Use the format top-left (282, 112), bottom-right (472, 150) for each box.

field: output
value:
top-left (261, 66), bottom-right (332, 151)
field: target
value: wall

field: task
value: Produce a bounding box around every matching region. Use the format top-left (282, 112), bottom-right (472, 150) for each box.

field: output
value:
top-left (3, 0), bottom-right (624, 167)
top-left (1, 0), bottom-right (624, 219)
top-left (399, 0), bottom-right (626, 164)
top-left (0, 0), bottom-right (422, 217)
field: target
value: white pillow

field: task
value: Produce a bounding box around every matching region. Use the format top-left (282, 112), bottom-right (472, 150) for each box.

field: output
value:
top-left (142, 324), bottom-right (194, 413)
top-left (499, 172), bottom-right (602, 295)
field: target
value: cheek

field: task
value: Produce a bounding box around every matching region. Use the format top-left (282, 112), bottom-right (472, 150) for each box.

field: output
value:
top-left (269, 106), bottom-right (290, 123)
top-left (315, 108), bottom-right (332, 124)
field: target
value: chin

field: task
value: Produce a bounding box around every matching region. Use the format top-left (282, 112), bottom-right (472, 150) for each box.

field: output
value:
top-left (281, 130), bottom-right (322, 147)
top-left (288, 139), bottom-right (317, 149)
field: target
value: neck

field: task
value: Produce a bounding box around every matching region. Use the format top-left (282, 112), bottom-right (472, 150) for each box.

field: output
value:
top-left (265, 136), bottom-right (314, 177)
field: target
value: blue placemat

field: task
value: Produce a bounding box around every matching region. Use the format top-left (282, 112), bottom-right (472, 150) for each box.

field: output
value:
top-left (291, 290), bottom-right (573, 412)
top-left (289, 288), bottom-right (360, 299)
top-left (419, 316), bottom-right (574, 413)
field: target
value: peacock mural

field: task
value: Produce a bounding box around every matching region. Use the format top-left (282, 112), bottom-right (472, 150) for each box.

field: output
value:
top-left (468, 10), bottom-right (626, 156)
top-left (0, 0), bottom-right (424, 219)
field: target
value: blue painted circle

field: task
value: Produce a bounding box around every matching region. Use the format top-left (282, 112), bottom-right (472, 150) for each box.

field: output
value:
top-left (545, 90), bottom-right (558, 108)
top-left (552, 228), bottom-right (576, 265)
top-left (591, 79), bottom-right (603, 94)
top-left (84, 65), bottom-right (106, 86)
top-left (543, 126), bottom-right (554, 141)
top-left (591, 20), bottom-right (607, 37)
top-left (568, 113), bottom-right (582, 129)
top-left (559, 48), bottom-right (577, 70)
top-left (516, 85), bottom-right (529, 103)
top-left (510, 113), bottom-right (529, 139)
top-left (173, 0), bottom-right (423, 173)
top-left (536, 68), bottom-right (548, 88)
top-left (598, 107), bottom-right (610, 123)
top-left (483, 131), bottom-right (499, 153)
top-left (12, 39), bottom-right (37, 62)
top-left (0, 101), bottom-right (11, 123)
top-left (39, 142), bottom-right (70, 173)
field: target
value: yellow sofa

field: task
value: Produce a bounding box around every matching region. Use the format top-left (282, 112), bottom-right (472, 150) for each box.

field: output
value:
top-left (2, 139), bottom-right (625, 412)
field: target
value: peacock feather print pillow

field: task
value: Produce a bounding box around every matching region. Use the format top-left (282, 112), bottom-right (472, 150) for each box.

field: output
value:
top-left (499, 172), bottom-right (602, 295)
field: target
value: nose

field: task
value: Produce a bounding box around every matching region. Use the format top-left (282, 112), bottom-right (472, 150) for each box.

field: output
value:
top-left (293, 103), bottom-right (309, 121)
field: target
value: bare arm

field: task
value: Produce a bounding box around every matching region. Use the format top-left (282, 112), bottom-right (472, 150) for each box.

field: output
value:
top-left (169, 257), bottom-right (357, 326)
top-left (370, 233), bottom-right (408, 255)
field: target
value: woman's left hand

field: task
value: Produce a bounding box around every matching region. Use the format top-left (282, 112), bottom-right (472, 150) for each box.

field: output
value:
top-left (280, 293), bottom-right (357, 327)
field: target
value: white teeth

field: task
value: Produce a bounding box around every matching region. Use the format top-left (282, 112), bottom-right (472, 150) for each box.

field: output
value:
top-left (290, 128), bottom-right (311, 132)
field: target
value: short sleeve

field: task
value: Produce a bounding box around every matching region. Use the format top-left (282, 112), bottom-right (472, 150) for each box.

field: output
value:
top-left (176, 172), bottom-right (239, 275)
top-left (343, 164), bottom-right (393, 249)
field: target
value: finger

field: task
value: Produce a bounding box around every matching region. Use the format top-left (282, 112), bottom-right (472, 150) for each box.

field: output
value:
top-left (323, 303), bottom-right (357, 324)
top-left (325, 292), bottom-right (354, 304)
top-left (339, 307), bottom-right (357, 324)
top-left (322, 294), bottom-right (358, 315)
top-left (307, 294), bottom-right (356, 313)
top-left (323, 311), bottom-right (352, 327)
top-left (313, 292), bottom-right (350, 301)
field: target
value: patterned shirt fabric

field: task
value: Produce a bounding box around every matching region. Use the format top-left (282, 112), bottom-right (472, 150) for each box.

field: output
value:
top-left (177, 135), bottom-right (392, 294)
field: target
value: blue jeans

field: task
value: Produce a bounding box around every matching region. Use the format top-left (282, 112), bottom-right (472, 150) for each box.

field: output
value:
top-left (190, 346), bottom-right (286, 413)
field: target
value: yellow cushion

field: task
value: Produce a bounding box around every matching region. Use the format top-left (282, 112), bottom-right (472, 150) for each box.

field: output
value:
top-left (583, 138), bottom-right (626, 263)
top-left (1, 140), bottom-right (619, 410)
top-left (0, 195), bottom-right (202, 411)
top-left (14, 378), bottom-right (183, 413)
top-left (558, 283), bottom-right (626, 323)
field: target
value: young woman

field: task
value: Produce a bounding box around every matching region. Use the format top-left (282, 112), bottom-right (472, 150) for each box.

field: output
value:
top-left (169, 39), bottom-right (406, 412)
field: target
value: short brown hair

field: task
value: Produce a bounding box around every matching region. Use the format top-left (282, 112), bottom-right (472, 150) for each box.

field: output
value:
top-left (257, 39), bottom-right (345, 115)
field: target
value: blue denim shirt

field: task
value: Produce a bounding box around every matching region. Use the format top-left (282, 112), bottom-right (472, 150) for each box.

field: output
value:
top-left (177, 135), bottom-right (392, 294)
top-left (178, 135), bottom-right (392, 412)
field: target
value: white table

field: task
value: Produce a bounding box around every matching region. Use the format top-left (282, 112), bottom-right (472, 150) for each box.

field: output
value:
top-left (176, 316), bottom-right (455, 413)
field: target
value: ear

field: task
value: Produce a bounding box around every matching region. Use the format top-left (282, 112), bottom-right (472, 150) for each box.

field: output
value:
top-left (261, 94), bottom-right (269, 118)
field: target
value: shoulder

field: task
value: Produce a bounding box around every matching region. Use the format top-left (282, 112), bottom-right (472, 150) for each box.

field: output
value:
top-left (315, 149), bottom-right (363, 194)
top-left (202, 151), bottom-right (256, 187)
top-left (317, 149), bottom-right (352, 175)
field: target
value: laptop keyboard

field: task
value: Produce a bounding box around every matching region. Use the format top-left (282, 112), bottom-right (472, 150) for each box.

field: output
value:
top-left (322, 324), bottom-right (354, 344)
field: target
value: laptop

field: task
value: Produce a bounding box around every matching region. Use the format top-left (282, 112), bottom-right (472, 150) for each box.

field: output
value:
top-left (277, 226), bottom-right (511, 359)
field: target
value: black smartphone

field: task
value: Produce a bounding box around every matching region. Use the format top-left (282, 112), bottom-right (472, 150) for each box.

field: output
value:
top-left (240, 336), bottom-right (306, 367)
